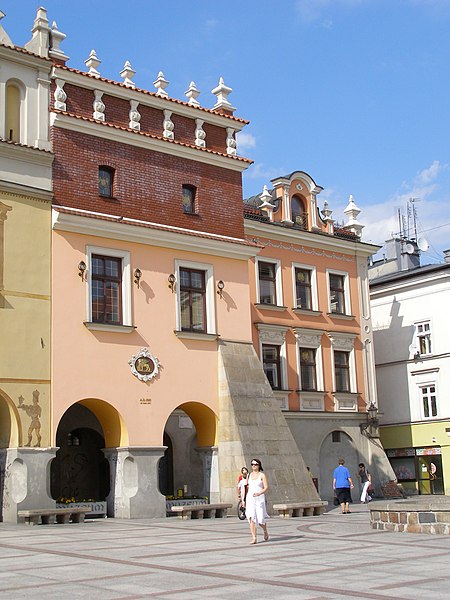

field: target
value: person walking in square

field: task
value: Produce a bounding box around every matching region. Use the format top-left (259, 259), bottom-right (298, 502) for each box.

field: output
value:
top-left (244, 458), bottom-right (269, 544)
top-left (333, 458), bottom-right (354, 514)
top-left (358, 463), bottom-right (372, 503)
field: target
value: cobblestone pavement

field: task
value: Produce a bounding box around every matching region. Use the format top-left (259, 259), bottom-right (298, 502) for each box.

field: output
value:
top-left (1, 504), bottom-right (449, 599)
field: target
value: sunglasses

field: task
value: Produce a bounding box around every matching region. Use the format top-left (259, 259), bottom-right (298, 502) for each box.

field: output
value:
top-left (251, 463), bottom-right (259, 466)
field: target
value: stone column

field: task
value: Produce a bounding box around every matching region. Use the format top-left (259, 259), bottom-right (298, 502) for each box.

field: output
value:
top-left (0, 447), bottom-right (57, 523)
top-left (103, 446), bottom-right (166, 519)
top-left (195, 445), bottom-right (220, 502)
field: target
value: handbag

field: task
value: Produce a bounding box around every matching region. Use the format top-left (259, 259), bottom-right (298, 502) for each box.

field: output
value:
top-left (333, 494), bottom-right (340, 506)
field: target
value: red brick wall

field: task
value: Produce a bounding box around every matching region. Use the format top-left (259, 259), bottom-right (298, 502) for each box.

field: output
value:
top-left (51, 127), bottom-right (245, 239)
top-left (51, 82), bottom-right (230, 155)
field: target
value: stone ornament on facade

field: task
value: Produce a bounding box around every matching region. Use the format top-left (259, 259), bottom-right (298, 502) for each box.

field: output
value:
top-left (54, 78), bottom-right (67, 111)
top-left (185, 81), bottom-right (200, 106)
top-left (195, 119), bottom-right (206, 148)
top-left (85, 49), bottom-right (101, 77)
top-left (93, 90), bottom-right (105, 121)
top-left (128, 348), bottom-right (161, 382)
top-left (293, 328), bottom-right (324, 349)
top-left (154, 71), bottom-right (169, 97)
top-left (129, 100), bottom-right (141, 131)
top-left (328, 332), bottom-right (355, 351)
top-left (120, 61), bottom-right (136, 88)
top-left (17, 390), bottom-right (42, 447)
top-left (256, 323), bottom-right (288, 345)
top-left (163, 110), bottom-right (174, 139)
top-left (211, 77), bottom-right (236, 112)
top-left (49, 21), bottom-right (68, 61)
top-left (226, 128), bottom-right (237, 156)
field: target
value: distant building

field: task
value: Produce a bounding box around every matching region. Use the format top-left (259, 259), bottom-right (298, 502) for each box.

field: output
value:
top-left (244, 174), bottom-right (395, 502)
top-left (370, 238), bottom-right (450, 495)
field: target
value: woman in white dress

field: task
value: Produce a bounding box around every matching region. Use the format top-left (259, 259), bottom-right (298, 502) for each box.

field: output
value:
top-left (243, 458), bottom-right (269, 544)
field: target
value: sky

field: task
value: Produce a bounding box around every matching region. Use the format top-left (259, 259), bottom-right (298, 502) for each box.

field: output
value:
top-left (2, 0), bottom-right (449, 262)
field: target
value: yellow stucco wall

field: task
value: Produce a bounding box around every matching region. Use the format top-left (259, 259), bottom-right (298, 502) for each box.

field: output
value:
top-left (0, 190), bottom-right (51, 448)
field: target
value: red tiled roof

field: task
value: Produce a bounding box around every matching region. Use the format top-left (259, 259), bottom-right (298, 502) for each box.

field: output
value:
top-left (55, 64), bottom-right (250, 125)
top-left (0, 42), bottom-right (52, 61)
top-left (51, 109), bottom-right (253, 164)
top-left (54, 206), bottom-right (262, 248)
top-left (0, 137), bottom-right (53, 153)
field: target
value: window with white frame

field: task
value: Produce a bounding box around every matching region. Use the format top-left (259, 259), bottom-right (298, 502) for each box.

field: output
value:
top-left (256, 324), bottom-right (288, 390)
top-left (299, 348), bottom-right (317, 391)
top-left (420, 384), bottom-right (437, 419)
top-left (174, 260), bottom-right (216, 335)
top-left (256, 258), bottom-right (282, 306)
top-left (86, 246), bottom-right (132, 327)
top-left (294, 328), bottom-right (325, 398)
top-left (293, 264), bottom-right (317, 310)
top-left (329, 332), bottom-right (357, 407)
top-left (416, 321), bottom-right (432, 355)
top-left (327, 270), bottom-right (351, 315)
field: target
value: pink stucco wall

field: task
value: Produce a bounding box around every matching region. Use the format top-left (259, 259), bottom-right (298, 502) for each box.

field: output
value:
top-left (51, 230), bottom-right (253, 445)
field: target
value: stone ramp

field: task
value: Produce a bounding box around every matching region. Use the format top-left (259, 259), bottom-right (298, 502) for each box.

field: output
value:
top-left (218, 340), bottom-right (321, 512)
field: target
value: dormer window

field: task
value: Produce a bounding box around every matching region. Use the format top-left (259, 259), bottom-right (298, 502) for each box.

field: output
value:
top-left (98, 166), bottom-right (114, 197)
top-left (182, 185), bottom-right (196, 214)
top-left (291, 195), bottom-right (307, 229)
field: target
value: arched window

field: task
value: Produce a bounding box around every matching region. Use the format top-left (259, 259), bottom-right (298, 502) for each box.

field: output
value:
top-left (5, 83), bottom-right (21, 143)
top-left (182, 185), bottom-right (196, 214)
top-left (98, 166), bottom-right (115, 197)
top-left (291, 195), bottom-right (308, 229)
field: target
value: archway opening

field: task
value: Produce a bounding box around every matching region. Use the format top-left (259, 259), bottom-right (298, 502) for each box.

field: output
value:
top-left (291, 194), bottom-right (307, 229)
top-left (51, 403), bottom-right (110, 503)
top-left (319, 429), bottom-right (358, 502)
top-left (159, 402), bottom-right (217, 505)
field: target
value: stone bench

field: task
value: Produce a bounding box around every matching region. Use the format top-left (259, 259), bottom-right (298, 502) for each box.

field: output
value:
top-left (273, 501), bottom-right (328, 518)
top-left (171, 503), bottom-right (232, 520)
top-left (18, 507), bottom-right (91, 525)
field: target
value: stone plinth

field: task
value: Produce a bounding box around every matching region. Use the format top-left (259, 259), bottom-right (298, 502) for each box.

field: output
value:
top-left (370, 498), bottom-right (450, 534)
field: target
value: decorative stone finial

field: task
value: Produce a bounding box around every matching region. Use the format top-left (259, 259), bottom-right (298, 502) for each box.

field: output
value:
top-left (154, 71), bottom-right (169, 97)
top-left (24, 7), bottom-right (51, 57)
top-left (163, 110), bottom-right (174, 139)
top-left (120, 61), bottom-right (136, 88)
top-left (49, 21), bottom-right (69, 61)
top-left (93, 90), bottom-right (105, 121)
top-left (85, 49), bottom-right (101, 77)
top-left (226, 128), bottom-right (237, 156)
top-left (195, 119), bottom-right (206, 148)
top-left (185, 81), bottom-right (200, 106)
top-left (0, 11), bottom-right (14, 47)
top-left (258, 185), bottom-right (275, 222)
top-left (321, 200), bottom-right (333, 220)
top-left (129, 100), bottom-right (141, 131)
top-left (211, 77), bottom-right (236, 113)
top-left (54, 79), bottom-right (67, 111)
top-left (343, 194), bottom-right (364, 237)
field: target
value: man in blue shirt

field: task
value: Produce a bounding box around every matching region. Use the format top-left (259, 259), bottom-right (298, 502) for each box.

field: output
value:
top-left (333, 458), bottom-right (354, 514)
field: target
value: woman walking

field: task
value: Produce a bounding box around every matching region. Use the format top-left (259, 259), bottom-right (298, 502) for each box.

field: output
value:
top-left (243, 458), bottom-right (269, 544)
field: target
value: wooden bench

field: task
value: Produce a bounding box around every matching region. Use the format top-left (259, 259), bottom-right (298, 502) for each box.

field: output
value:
top-left (18, 507), bottom-right (91, 525)
top-left (273, 501), bottom-right (328, 518)
top-left (171, 503), bottom-right (232, 520)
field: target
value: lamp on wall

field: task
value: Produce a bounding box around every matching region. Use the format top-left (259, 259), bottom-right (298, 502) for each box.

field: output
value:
top-left (360, 401), bottom-right (379, 437)
top-left (168, 273), bottom-right (176, 292)
top-left (217, 280), bottom-right (225, 298)
top-left (78, 260), bottom-right (86, 281)
top-left (133, 268), bottom-right (142, 288)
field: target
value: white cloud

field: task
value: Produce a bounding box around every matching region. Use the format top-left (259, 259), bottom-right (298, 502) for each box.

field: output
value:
top-left (295, 0), bottom-right (365, 22)
top-left (245, 162), bottom-right (285, 181)
top-left (415, 160), bottom-right (442, 184)
top-left (236, 131), bottom-right (256, 150)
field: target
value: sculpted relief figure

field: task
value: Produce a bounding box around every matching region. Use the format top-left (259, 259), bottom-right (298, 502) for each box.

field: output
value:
top-left (17, 390), bottom-right (42, 447)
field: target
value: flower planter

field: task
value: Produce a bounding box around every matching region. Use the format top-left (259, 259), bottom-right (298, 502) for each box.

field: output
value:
top-left (56, 501), bottom-right (107, 518)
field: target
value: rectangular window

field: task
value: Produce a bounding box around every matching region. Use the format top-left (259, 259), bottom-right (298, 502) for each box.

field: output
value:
top-left (332, 431), bottom-right (341, 443)
top-left (329, 273), bottom-right (345, 314)
top-left (182, 185), bottom-right (196, 214)
top-left (98, 166), bottom-right (114, 197)
top-left (421, 385), bottom-right (437, 418)
top-left (416, 321), bottom-right (432, 355)
top-left (262, 344), bottom-right (281, 390)
top-left (334, 350), bottom-right (350, 392)
top-left (180, 268), bottom-right (206, 332)
top-left (295, 268), bottom-right (312, 310)
top-left (91, 254), bottom-right (122, 324)
top-left (258, 261), bottom-right (277, 304)
top-left (299, 348), bottom-right (317, 391)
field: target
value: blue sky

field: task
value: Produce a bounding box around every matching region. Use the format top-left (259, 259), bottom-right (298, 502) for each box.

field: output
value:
top-left (2, 0), bottom-right (449, 261)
